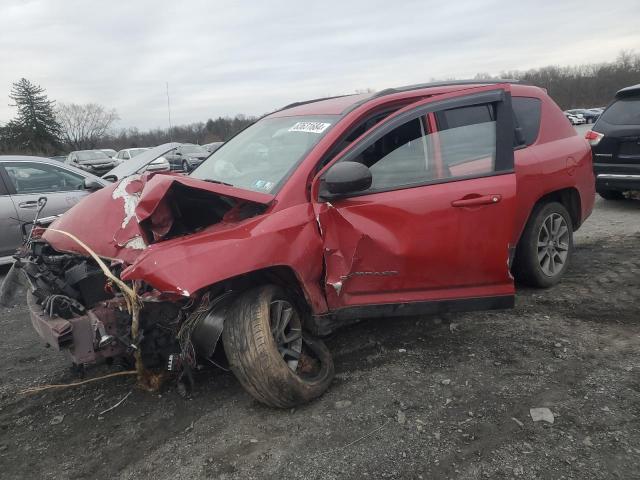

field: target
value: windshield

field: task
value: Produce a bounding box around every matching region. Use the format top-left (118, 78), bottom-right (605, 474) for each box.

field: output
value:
top-left (181, 145), bottom-right (207, 155)
top-left (600, 98), bottom-right (640, 125)
top-left (129, 148), bottom-right (148, 157)
top-left (191, 115), bottom-right (338, 193)
top-left (77, 150), bottom-right (110, 161)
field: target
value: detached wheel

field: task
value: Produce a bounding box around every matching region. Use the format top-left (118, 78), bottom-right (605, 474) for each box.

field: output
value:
top-left (513, 202), bottom-right (573, 288)
top-left (598, 190), bottom-right (625, 201)
top-left (222, 285), bottom-right (334, 408)
top-left (182, 160), bottom-right (189, 173)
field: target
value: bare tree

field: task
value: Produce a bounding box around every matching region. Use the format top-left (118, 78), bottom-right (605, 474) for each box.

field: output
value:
top-left (56, 102), bottom-right (119, 150)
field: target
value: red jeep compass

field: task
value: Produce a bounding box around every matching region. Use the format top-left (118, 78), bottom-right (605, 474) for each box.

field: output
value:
top-left (17, 81), bottom-right (595, 407)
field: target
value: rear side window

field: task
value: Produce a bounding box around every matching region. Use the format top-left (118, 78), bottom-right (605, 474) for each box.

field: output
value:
top-left (436, 104), bottom-right (494, 129)
top-left (600, 98), bottom-right (640, 125)
top-left (512, 97), bottom-right (541, 146)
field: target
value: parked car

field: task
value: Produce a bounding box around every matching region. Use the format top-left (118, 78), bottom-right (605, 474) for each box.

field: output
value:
top-left (99, 149), bottom-right (117, 159)
top-left (0, 156), bottom-right (107, 265)
top-left (203, 142), bottom-right (224, 153)
top-left (164, 144), bottom-right (209, 172)
top-left (66, 150), bottom-right (119, 176)
top-left (587, 84), bottom-right (640, 200)
top-left (115, 148), bottom-right (150, 162)
top-left (566, 109), bottom-right (600, 123)
top-left (18, 81), bottom-right (595, 407)
top-left (102, 143), bottom-right (177, 182)
top-left (564, 112), bottom-right (586, 125)
top-left (49, 155), bottom-right (67, 162)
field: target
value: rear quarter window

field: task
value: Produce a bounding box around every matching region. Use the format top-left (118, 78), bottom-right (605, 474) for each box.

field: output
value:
top-left (512, 97), bottom-right (541, 146)
top-left (599, 98), bottom-right (640, 125)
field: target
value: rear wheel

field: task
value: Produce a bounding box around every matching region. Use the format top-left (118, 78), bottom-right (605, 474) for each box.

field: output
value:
top-left (222, 285), bottom-right (334, 408)
top-left (513, 202), bottom-right (573, 288)
top-left (598, 190), bottom-right (625, 201)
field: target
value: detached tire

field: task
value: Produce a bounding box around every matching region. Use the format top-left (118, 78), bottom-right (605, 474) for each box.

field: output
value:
top-left (598, 190), bottom-right (625, 201)
top-left (222, 285), bottom-right (334, 408)
top-left (513, 202), bottom-right (573, 288)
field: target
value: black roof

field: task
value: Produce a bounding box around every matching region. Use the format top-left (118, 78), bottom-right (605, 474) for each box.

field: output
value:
top-left (615, 84), bottom-right (640, 98)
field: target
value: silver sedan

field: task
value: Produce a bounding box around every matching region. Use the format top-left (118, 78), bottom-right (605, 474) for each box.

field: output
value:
top-left (0, 156), bottom-right (108, 265)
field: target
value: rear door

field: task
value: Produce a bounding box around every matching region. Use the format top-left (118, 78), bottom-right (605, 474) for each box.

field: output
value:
top-left (0, 161), bottom-right (90, 226)
top-left (0, 168), bottom-right (22, 258)
top-left (312, 86), bottom-right (517, 316)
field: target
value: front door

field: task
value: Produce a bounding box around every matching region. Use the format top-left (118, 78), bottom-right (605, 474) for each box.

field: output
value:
top-left (312, 86), bottom-right (518, 316)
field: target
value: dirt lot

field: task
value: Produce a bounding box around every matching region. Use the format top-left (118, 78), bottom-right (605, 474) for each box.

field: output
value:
top-left (1, 196), bottom-right (639, 480)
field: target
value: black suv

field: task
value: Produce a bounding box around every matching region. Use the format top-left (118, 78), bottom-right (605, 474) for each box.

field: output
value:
top-left (587, 84), bottom-right (640, 200)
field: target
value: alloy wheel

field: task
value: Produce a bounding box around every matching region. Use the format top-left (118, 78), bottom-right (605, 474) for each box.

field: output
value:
top-left (269, 300), bottom-right (303, 371)
top-left (537, 213), bottom-right (570, 277)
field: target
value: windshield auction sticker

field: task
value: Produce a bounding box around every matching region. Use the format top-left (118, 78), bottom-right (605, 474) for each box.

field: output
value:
top-left (288, 122), bottom-right (331, 134)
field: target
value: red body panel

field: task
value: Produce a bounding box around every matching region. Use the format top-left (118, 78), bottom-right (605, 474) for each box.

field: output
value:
top-left (41, 82), bottom-right (594, 317)
top-left (315, 174), bottom-right (517, 309)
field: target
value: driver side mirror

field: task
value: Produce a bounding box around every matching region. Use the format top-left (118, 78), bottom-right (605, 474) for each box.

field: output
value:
top-left (321, 161), bottom-right (372, 198)
top-left (83, 178), bottom-right (104, 192)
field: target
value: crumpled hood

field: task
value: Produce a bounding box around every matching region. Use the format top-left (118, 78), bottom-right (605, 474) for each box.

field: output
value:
top-left (43, 172), bottom-right (273, 265)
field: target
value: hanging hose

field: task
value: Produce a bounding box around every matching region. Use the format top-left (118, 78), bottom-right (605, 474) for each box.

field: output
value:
top-left (44, 229), bottom-right (151, 386)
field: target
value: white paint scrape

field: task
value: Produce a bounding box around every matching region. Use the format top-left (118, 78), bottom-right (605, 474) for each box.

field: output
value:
top-left (123, 236), bottom-right (147, 250)
top-left (112, 175), bottom-right (142, 229)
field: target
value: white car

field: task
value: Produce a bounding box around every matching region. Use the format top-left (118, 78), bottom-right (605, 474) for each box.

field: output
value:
top-left (564, 112), bottom-right (586, 125)
top-left (114, 148), bottom-right (150, 163)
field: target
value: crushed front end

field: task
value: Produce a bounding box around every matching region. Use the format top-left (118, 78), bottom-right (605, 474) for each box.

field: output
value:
top-left (19, 239), bottom-right (185, 371)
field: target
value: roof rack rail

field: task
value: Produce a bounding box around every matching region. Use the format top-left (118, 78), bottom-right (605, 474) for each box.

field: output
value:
top-left (276, 94), bottom-right (353, 113)
top-left (371, 79), bottom-right (523, 99)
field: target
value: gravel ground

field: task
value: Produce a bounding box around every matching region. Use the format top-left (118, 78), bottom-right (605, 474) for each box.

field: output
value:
top-left (0, 194), bottom-right (639, 480)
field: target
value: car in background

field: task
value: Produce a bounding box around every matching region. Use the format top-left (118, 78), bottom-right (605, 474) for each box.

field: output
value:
top-left (99, 149), bottom-right (117, 159)
top-left (101, 143), bottom-right (177, 182)
top-left (49, 155), bottom-right (67, 162)
top-left (564, 112), bottom-right (586, 125)
top-left (0, 156), bottom-right (107, 265)
top-left (115, 148), bottom-right (150, 162)
top-left (203, 141), bottom-right (224, 153)
top-left (163, 143), bottom-right (209, 172)
top-left (566, 109), bottom-right (600, 124)
top-left (65, 150), bottom-right (118, 176)
top-left (587, 84), bottom-right (640, 200)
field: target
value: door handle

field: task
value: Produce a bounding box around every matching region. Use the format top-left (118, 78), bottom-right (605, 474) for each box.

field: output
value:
top-left (451, 194), bottom-right (502, 207)
top-left (18, 201), bottom-right (39, 208)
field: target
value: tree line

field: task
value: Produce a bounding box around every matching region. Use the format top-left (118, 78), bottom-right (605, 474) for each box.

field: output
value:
top-left (478, 51), bottom-right (640, 109)
top-left (1, 52), bottom-right (638, 156)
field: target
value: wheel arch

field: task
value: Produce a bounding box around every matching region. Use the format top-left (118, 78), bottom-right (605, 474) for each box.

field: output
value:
top-left (202, 265), bottom-right (314, 319)
top-left (519, 187), bottom-right (582, 245)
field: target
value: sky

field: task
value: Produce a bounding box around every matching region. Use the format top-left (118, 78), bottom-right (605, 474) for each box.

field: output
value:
top-left (1, 0), bottom-right (639, 130)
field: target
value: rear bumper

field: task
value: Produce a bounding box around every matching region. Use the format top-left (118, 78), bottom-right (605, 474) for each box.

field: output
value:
top-left (596, 173), bottom-right (640, 192)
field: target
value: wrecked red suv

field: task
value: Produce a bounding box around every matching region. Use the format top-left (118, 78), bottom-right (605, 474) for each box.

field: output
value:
top-left (18, 81), bottom-right (595, 407)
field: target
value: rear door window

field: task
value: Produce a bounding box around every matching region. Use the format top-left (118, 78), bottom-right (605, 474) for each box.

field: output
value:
top-left (512, 97), bottom-right (541, 146)
top-left (600, 98), bottom-right (640, 125)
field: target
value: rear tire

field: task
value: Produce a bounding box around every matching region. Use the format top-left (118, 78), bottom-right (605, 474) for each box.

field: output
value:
top-left (598, 190), bottom-right (625, 201)
top-left (513, 202), bottom-right (573, 288)
top-left (222, 285), bottom-right (334, 408)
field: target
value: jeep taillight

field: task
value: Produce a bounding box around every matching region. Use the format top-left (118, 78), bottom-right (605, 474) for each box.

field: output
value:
top-left (585, 130), bottom-right (604, 146)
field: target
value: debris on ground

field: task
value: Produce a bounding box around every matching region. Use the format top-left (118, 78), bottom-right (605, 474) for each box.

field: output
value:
top-left (530, 407), bottom-right (555, 424)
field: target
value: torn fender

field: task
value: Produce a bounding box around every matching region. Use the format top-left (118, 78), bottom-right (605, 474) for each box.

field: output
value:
top-left (43, 172), bottom-right (273, 264)
top-left (121, 203), bottom-right (329, 313)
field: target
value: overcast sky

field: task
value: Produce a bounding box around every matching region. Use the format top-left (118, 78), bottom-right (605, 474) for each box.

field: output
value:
top-left (1, 0), bottom-right (638, 129)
